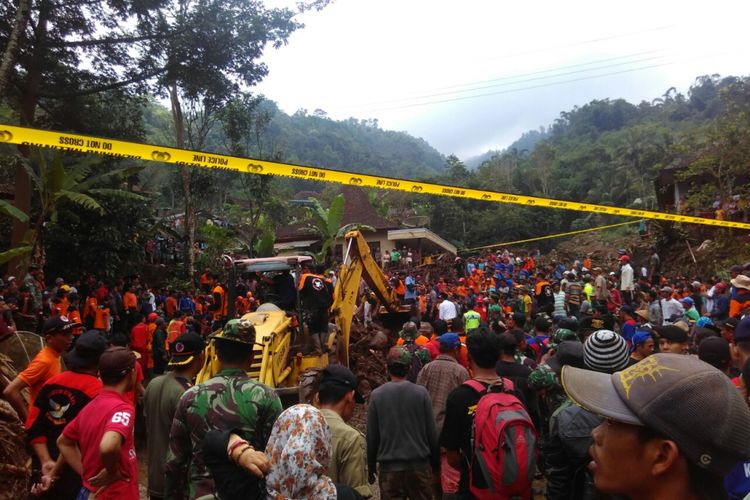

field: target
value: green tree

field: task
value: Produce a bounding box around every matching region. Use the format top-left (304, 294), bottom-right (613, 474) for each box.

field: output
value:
top-left (2, 0), bottom-right (167, 272)
top-left (677, 78), bottom-right (750, 206)
top-left (23, 151), bottom-right (144, 264)
top-left (218, 93), bottom-right (286, 256)
top-left (303, 194), bottom-right (374, 264)
top-left (43, 196), bottom-right (154, 280)
top-left (196, 223), bottom-right (240, 275)
top-left (0, 199), bottom-right (30, 264)
top-left (156, 0), bottom-right (317, 281)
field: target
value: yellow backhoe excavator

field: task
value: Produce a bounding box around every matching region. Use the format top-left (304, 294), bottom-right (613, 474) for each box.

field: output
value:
top-left (195, 230), bottom-right (409, 402)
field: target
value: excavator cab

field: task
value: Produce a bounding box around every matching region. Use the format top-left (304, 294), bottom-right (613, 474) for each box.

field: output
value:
top-left (196, 231), bottom-right (411, 405)
top-left (195, 255), bottom-right (332, 403)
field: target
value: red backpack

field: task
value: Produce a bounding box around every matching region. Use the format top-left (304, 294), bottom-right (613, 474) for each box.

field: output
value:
top-left (463, 378), bottom-right (537, 500)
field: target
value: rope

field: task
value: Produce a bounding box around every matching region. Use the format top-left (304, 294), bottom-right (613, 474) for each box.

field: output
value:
top-left (462, 219), bottom-right (643, 252)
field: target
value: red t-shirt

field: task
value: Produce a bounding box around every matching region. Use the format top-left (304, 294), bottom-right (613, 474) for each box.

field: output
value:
top-left (130, 323), bottom-right (149, 353)
top-left (62, 389), bottom-right (138, 500)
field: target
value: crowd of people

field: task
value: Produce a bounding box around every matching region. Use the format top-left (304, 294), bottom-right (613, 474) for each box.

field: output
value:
top-left (1, 247), bottom-right (750, 500)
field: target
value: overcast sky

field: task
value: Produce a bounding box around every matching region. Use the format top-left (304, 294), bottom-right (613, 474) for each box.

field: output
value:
top-left (256, 0), bottom-right (748, 159)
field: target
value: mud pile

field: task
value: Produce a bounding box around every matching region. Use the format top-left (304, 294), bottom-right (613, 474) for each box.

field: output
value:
top-left (348, 321), bottom-right (391, 433)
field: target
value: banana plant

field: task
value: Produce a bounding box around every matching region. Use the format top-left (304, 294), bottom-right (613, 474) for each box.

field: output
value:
top-left (304, 194), bottom-right (374, 264)
top-left (23, 150), bottom-right (145, 264)
top-left (0, 199), bottom-right (31, 264)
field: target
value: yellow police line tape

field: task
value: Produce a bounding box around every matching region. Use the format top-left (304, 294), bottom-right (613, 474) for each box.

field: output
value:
top-left (463, 219), bottom-right (643, 252)
top-left (2, 124), bottom-right (749, 230)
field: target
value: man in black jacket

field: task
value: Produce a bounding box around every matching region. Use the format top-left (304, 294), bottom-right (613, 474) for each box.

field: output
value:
top-left (544, 330), bottom-right (629, 500)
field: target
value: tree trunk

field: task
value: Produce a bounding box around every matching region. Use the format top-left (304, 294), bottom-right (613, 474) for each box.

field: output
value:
top-left (10, 0), bottom-right (48, 275)
top-left (170, 84), bottom-right (196, 282)
top-left (30, 209), bottom-right (45, 265)
top-left (0, 0), bottom-right (32, 97)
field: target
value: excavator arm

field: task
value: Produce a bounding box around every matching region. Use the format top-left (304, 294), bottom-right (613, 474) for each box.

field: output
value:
top-left (332, 230), bottom-right (406, 365)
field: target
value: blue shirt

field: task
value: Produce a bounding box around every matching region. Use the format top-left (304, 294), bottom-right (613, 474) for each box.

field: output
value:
top-left (404, 276), bottom-right (417, 300)
top-left (725, 460), bottom-right (750, 500)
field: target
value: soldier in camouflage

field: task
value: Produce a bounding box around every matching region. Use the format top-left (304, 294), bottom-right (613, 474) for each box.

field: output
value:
top-left (527, 328), bottom-right (580, 420)
top-left (164, 319), bottom-right (283, 500)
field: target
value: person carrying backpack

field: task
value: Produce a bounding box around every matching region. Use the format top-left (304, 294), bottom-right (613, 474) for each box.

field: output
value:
top-left (441, 328), bottom-right (537, 499)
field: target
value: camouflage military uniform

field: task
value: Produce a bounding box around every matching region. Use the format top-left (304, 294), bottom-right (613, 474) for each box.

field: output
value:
top-left (528, 362), bottom-right (558, 391)
top-left (22, 272), bottom-right (42, 312)
top-left (164, 320), bottom-right (283, 500)
top-left (527, 328), bottom-right (577, 392)
top-left (528, 329), bottom-right (580, 422)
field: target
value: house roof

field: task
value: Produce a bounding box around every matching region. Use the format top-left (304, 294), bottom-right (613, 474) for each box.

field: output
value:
top-left (339, 186), bottom-right (396, 230)
top-left (276, 187), bottom-right (397, 242)
top-left (388, 228), bottom-right (457, 255)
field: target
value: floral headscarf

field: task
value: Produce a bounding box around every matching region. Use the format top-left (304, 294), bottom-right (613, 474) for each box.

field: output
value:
top-left (265, 404), bottom-right (337, 499)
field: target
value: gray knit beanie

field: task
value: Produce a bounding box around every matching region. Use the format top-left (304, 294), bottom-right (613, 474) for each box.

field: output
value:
top-left (583, 329), bottom-right (630, 373)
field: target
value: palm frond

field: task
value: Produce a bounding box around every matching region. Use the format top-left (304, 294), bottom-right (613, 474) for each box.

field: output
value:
top-left (78, 166), bottom-right (144, 190)
top-left (0, 246), bottom-right (32, 264)
top-left (0, 200), bottom-right (29, 222)
top-left (88, 188), bottom-right (146, 202)
top-left (336, 223), bottom-right (375, 238)
top-left (57, 190), bottom-right (104, 214)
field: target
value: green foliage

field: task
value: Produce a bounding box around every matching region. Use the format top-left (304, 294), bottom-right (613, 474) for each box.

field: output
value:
top-left (425, 75), bottom-right (750, 251)
top-left (252, 231), bottom-right (276, 258)
top-left (676, 78), bottom-right (750, 205)
top-left (245, 102), bottom-right (445, 179)
top-left (305, 193), bottom-right (345, 262)
top-left (0, 199), bottom-right (28, 222)
top-left (0, 246), bottom-right (32, 265)
top-left (43, 196), bottom-right (153, 280)
top-left (24, 151), bottom-right (145, 262)
top-left (197, 223), bottom-right (240, 274)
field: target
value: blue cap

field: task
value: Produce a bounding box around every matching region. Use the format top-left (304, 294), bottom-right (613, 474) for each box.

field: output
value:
top-left (438, 333), bottom-right (461, 348)
top-left (696, 316), bottom-right (714, 328)
top-left (630, 330), bottom-right (652, 352)
top-left (681, 296), bottom-right (694, 305)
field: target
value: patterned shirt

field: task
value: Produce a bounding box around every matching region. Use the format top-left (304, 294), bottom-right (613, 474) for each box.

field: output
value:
top-left (416, 354), bottom-right (469, 434)
top-left (165, 368), bottom-right (282, 500)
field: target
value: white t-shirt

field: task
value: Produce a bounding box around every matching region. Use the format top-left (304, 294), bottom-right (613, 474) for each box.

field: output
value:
top-left (438, 299), bottom-right (457, 321)
top-left (620, 264), bottom-right (634, 291)
top-left (660, 298), bottom-right (685, 323)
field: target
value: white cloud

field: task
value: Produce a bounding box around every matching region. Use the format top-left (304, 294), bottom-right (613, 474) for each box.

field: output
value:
top-left (257, 0), bottom-right (749, 158)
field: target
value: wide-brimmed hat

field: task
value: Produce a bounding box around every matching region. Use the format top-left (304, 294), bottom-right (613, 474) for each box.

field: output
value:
top-left (731, 275), bottom-right (750, 291)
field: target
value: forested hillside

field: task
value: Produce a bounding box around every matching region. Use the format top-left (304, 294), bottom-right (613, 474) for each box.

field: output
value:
top-left (142, 99), bottom-right (446, 178)
top-left (3, 66), bottom-right (749, 279)
top-left (403, 75), bottom-right (750, 250)
top-left (263, 104), bottom-right (446, 177)
top-left (464, 128), bottom-right (549, 169)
